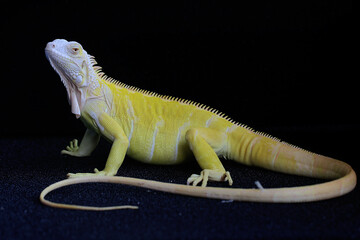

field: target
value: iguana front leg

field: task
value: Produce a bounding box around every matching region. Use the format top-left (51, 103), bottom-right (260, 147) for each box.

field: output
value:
top-left (61, 128), bottom-right (100, 157)
top-left (185, 128), bottom-right (233, 187)
top-left (68, 113), bottom-right (129, 178)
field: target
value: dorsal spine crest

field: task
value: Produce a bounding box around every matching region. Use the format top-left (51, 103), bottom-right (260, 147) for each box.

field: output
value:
top-left (91, 61), bottom-right (244, 126)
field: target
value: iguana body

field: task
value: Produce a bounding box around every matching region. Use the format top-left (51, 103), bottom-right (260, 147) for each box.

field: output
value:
top-left (42, 39), bottom-right (356, 210)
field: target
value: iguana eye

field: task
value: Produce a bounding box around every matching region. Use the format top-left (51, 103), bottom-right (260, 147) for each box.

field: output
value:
top-left (67, 42), bottom-right (83, 55)
top-left (69, 45), bottom-right (81, 55)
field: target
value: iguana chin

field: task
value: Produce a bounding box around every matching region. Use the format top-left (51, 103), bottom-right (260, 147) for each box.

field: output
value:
top-left (41, 39), bottom-right (356, 210)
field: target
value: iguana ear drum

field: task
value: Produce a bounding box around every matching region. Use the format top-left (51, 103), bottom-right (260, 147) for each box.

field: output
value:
top-left (81, 60), bottom-right (86, 70)
top-left (42, 39), bottom-right (356, 210)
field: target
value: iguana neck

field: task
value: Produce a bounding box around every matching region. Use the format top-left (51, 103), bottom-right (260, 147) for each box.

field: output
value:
top-left (68, 63), bottom-right (101, 118)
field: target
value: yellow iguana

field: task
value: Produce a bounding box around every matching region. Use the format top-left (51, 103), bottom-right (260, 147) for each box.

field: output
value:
top-left (41, 39), bottom-right (356, 210)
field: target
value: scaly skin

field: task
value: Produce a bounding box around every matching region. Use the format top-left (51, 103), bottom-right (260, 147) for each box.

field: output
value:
top-left (41, 39), bottom-right (356, 209)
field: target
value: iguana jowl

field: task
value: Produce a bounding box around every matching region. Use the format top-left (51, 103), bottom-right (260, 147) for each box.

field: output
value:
top-left (41, 39), bottom-right (356, 210)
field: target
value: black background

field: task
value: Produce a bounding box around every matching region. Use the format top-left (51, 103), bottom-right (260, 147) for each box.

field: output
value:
top-left (1, 1), bottom-right (359, 239)
top-left (1, 1), bottom-right (356, 137)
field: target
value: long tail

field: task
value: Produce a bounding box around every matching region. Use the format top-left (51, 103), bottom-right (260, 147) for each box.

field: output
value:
top-left (225, 126), bottom-right (356, 202)
top-left (40, 165), bottom-right (355, 211)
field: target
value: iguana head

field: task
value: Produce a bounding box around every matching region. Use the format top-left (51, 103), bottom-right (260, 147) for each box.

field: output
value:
top-left (45, 39), bottom-right (97, 118)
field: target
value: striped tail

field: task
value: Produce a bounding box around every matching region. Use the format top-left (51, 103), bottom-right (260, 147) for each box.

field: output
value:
top-left (225, 126), bottom-right (356, 202)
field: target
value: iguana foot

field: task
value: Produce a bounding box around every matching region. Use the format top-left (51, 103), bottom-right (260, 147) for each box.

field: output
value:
top-left (61, 139), bottom-right (80, 156)
top-left (67, 168), bottom-right (115, 178)
top-left (61, 139), bottom-right (89, 157)
top-left (187, 170), bottom-right (233, 187)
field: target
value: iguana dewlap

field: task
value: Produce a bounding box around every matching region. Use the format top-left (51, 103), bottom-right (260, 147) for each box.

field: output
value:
top-left (41, 39), bottom-right (356, 210)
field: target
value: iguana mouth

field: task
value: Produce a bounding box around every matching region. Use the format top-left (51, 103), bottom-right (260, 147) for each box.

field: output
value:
top-left (46, 50), bottom-right (67, 86)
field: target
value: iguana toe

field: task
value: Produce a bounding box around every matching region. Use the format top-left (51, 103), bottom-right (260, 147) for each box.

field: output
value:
top-left (67, 168), bottom-right (112, 178)
top-left (187, 170), bottom-right (233, 187)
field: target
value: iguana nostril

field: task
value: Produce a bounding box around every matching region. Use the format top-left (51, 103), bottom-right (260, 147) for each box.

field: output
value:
top-left (46, 42), bottom-right (56, 50)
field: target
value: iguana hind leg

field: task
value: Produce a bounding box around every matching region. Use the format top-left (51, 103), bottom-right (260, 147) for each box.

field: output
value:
top-left (185, 128), bottom-right (233, 187)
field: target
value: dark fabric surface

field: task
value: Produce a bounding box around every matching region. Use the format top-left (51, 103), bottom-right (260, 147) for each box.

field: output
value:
top-left (1, 130), bottom-right (359, 239)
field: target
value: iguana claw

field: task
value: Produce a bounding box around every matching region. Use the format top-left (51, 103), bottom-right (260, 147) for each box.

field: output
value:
top-left (187, 170), bottom-right (233, 187)
top-left (187, 173), bottom-right (205, 187)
